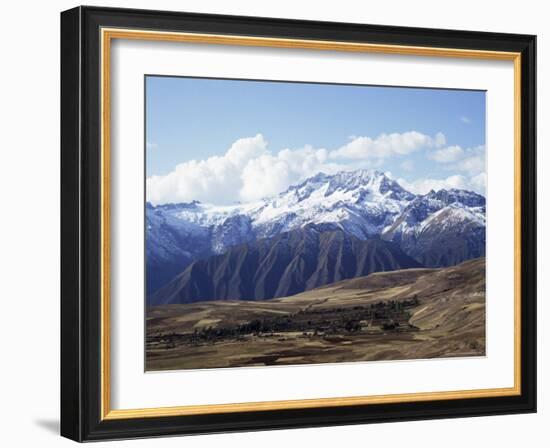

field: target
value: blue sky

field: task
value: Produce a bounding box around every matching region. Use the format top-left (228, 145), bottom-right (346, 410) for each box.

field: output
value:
top-left (146, 76), bottom-right (486, 205)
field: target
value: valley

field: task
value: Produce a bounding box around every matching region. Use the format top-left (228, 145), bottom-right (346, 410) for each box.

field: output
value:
top-left (146, 257), bottom-right (485, 370)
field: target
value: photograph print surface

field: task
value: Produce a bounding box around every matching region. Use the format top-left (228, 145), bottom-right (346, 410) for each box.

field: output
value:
top-left (145, 76), bottom-right (486, 371)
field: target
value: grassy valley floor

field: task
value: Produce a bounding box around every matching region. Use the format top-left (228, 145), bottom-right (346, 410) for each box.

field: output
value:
top-left (146, 258), bottom-right (485, 371)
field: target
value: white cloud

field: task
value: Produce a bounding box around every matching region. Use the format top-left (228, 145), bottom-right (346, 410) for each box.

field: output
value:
top-left (400, 144), bottom-right (486, 195)
top-left (448, 145), bottom-right (485, 176)
top-left (429, 144), bottom-right (485, 177)
top-left (398, 173), bottom-right (485, 195)
top-left (329, 131), bottom-right (445, 161)
top-left (146, 134), bottom-right (268, 205)
top-left (239, 154), bottom-right (292, 202)
top-left (146, 134), bottom-right (344, 205)
top-left (461, 116), bottom-right (471, 124)
top-left (146, 131), bottom-right (484, 205)
top-left (454, 154), bottom-right (485, 174)
top-left (428, 145), bottom-right (465, 163)
top-left (470, 172), bottom-right (487, 192)
top-left (434, 132), bottom-right (447, 147)
top-left (146, 141), bottom-right (158, 150)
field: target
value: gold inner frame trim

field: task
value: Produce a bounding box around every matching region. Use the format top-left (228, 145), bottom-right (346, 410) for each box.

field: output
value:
top-left (100, 27), bottom-right (522, 421)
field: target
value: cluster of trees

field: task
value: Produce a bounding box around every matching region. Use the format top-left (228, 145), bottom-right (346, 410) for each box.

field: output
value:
top-left (148, 296), bottom-right (421, 348)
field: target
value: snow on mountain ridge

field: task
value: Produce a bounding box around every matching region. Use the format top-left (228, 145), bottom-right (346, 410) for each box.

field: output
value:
top-left (149, 169), bottom-right (414, 230)
top-left (417, 203), bottom-right (485, 234)
top-left (381, 187), bottom-right (485, 237)
top-left (147, 169), bottom-right (485, 241)
top-left (146, 169), bottom-right (486, 294)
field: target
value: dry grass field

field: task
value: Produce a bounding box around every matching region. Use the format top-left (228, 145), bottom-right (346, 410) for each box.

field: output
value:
top-left (146, 258), bottom-right (485, 371)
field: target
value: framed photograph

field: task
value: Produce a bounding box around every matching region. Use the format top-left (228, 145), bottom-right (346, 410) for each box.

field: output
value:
top-left (60, 6), bottom-right (536, 441)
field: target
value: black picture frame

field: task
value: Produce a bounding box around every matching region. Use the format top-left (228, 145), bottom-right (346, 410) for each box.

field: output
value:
top-left (61, 5), bottom-right (536, 442)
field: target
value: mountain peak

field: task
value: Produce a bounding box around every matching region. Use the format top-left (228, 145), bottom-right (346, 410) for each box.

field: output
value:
top-left (325, 168), bottom-right (385, 184)
top-left (283, 168), bottom-right (414, 203)
top-left (422, 188), bottom-right (485, 207)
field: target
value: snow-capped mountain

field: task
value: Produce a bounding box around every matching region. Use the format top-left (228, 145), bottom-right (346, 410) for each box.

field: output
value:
top-left (381, 189), bottom-right (486, 267)
top-left (251, 170), bottom-right (415, 240)
top-left (146, 169), bottom-right (486, 295)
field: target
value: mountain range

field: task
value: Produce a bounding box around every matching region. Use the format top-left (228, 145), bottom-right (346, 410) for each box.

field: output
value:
top-left (150, 227), bottom-right (421, 305)
top-left (146, 169), bottom-right (486, 303)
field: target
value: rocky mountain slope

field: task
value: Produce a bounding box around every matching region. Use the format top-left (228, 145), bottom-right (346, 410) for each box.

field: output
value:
top-left (146, 169), bottom-right (486, 296)
top-left (149, 227), bottom-right (421, 305)
top-left (381, 189), bottom-right (486, 266)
